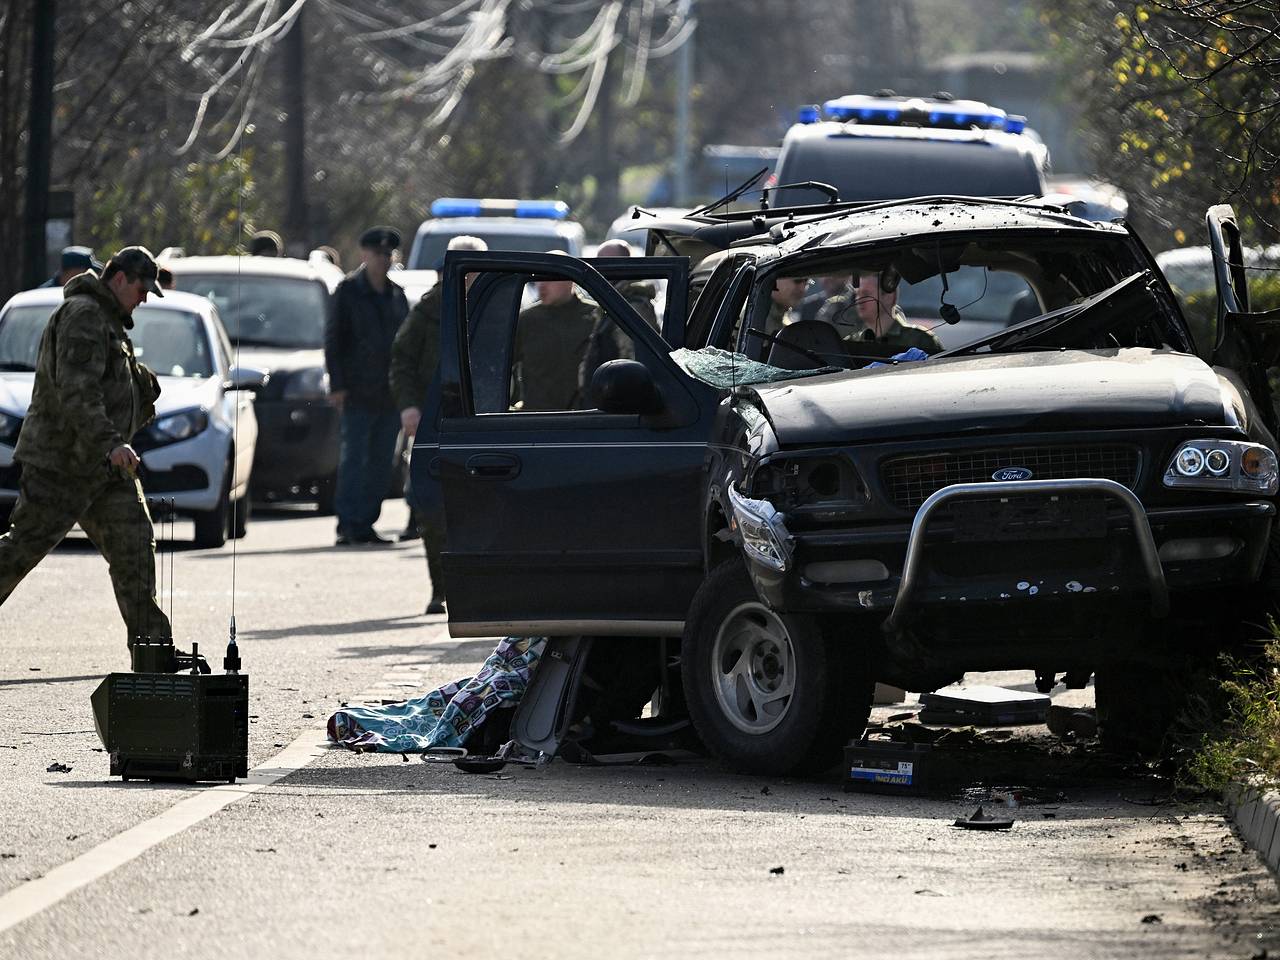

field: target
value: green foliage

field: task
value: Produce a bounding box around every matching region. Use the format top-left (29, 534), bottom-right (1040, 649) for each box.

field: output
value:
top-left (1041, 0), bottom-right (1280, 250)
top-left (1178, 271), bottom-right (1280, 355)
top-left (88, 152), bottom-right (267, 257)
top-left (1182, 628), bottom-right (1280, 792)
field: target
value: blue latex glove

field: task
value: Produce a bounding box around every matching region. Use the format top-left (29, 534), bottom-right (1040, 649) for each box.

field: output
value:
top-left (867, 346), bottom-right (931, 368)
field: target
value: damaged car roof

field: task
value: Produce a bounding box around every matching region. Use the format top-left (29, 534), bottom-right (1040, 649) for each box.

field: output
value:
top-left (775, 198), bottom-right (1122, 254)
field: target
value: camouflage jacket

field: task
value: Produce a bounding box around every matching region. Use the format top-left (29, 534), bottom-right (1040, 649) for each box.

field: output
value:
top-left (15, 272), bottom-right (161, 476)
top-left (389, 282), bottom-right (442, 413)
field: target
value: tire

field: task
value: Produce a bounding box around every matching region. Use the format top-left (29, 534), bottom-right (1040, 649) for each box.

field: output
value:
top-left (193, 473), bottom-right (230, 549)
top-left (314, 476), bottom-right (336, 516)
top-left (681, 560), bottom-right (874, 776)
top-left (1095, 660), bottom-right (1185, 757)
top-left (229, 495), bottom-right (249, 540)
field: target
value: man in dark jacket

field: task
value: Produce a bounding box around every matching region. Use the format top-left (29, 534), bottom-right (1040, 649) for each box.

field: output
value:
top-left (0, 247), bottom-right (174, 654)
top-left (389, 235), bottom-right (487, 613)
top-left (325, 226), bottom-right (409, 545)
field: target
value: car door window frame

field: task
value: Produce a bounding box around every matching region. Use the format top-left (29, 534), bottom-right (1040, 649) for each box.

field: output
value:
top-left (439, 252), bottom-right (692, 423)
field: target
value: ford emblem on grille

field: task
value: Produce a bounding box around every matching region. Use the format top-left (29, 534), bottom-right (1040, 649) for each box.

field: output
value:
top-left (992, 467), bottom-right (1034, 481)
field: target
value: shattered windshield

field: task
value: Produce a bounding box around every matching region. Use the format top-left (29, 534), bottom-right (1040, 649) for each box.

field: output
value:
top-left (734, 232), bottom-right (1186, 371)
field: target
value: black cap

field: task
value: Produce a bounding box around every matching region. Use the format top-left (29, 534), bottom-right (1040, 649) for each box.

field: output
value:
top-left (107, 246), bottom-right (164, 297)
top-left (359, 225), bottom-right (401, 251)
top-left (61, 246), bottom-right (102, 272)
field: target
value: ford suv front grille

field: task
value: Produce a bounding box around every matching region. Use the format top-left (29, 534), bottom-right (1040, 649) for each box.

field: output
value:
top-left (881, 444), bottom-right (1142, 511)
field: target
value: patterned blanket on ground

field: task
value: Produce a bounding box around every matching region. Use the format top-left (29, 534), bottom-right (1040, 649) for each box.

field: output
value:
top-left (327, 637), bottom-right (547, 753)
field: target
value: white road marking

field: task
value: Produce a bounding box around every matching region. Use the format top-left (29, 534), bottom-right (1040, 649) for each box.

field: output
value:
top-left (0, 661), bottom-right (434, 932)
top-left (0, 731), bottom-right (330, 935)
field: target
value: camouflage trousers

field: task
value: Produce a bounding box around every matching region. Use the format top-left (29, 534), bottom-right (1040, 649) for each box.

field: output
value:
top-left (0, 464), bottom-right (171, 647)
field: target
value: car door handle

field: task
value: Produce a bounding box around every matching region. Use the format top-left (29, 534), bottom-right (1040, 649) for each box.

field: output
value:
top-left (466, 453), bottom-right (521, 480)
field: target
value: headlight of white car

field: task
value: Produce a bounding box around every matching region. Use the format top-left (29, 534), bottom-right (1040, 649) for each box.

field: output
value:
top-left (0, 409), bottom-right (21, 446)
top-left (282, 368), bottom-right (329, 400)
top-left (1163, 439), bottom-right (1278, 495)
top-left (150, 408), bottom-right (209, 445)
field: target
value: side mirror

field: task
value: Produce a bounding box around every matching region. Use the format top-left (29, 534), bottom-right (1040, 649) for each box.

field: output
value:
top-left (590, 359), bottom-right (662, 415)
top-left (228, 365), bottom-right (268, 392)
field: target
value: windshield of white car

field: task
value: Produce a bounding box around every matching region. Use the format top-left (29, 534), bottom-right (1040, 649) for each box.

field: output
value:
top-left (172, 274), bottom-right (328, 349)
top-left (410, 231), bottom-right (574, 269)
top-left (0, 304), bottom-right (215, 378)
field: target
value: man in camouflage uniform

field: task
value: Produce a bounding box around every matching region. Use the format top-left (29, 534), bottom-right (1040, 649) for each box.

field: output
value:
top-left (389, 236), bottom-right (488, 615)
top-left (0, 247), bottom-right (174, 654)
top-left (513, 275), bottom-right (600, 411)
top-left (817, 267), bottom-right (943, 357)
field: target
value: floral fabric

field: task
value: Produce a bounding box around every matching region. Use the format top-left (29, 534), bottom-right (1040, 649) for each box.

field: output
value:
top-left (327, 637), bottom-right (547, 753)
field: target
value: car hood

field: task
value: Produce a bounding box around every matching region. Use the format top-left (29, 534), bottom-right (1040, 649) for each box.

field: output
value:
top-left (0, 373), bottom-right (218, 419)
top-left (234, 345), bottom-right (323, 374)
top-left (154, 376), bottom-right (220, 415)
top-left (749, 348), bottom-right (1232, 446)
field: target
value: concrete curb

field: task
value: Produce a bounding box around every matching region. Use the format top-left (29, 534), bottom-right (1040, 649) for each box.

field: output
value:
top-left (1225, 781), bottom-right (1280, 878)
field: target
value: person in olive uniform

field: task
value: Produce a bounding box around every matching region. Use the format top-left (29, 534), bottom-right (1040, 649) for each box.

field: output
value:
top-left (513, 275), bottom-right (601, 411)
top-left (576, 239), bottom-right (655, 394)
top-left (0, 247), bottom-right (173, 652)
top-left (389, 235), bottom-right (488, 614)
top-left (325, 226), bottom-right (410, 545)
top-left (817, 267), bottom-right (943, 355)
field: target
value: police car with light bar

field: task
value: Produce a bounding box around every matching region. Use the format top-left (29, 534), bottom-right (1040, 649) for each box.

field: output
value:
top-left (771, 93), bottom-right (1049, 206)
top-left (406, 198), bottom-right (587, 272)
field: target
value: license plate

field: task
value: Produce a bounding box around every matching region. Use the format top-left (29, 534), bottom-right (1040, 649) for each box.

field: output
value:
top-left (951, 497), bottom-right (1107, 542)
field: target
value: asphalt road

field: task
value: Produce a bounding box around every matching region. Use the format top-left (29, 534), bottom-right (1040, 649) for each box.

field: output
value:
top-left (0, 501), bottom-right (1276, 959)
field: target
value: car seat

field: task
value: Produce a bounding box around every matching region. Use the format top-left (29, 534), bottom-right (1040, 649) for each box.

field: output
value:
top-left (766, 319), bottom-right (848, 370)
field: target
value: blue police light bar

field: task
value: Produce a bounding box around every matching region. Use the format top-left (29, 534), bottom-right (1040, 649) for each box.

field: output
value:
top-left (822, 94), bottom-right (1018, 132)
top-left (430, 198), bottom-right (570, 220)
top-left (796, 104), bottom-right (821, 124)
top-left (514, 200), bottom-right (570, 220)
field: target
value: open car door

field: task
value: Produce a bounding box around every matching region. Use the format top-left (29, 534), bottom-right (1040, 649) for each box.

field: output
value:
top-left (413, 251), bottom-right (720, 638)
top-left (1206, 204), bottom-right (1280, 438)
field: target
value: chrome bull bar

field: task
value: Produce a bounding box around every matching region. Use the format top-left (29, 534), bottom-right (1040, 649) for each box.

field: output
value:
top-left (884, 478), bottom-right (1169, 630)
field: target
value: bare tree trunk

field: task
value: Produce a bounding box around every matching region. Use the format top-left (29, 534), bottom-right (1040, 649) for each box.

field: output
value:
top-left (592, 48), bottom-right (621, 228)
top-left (281, 5), bottom-right (308, 256)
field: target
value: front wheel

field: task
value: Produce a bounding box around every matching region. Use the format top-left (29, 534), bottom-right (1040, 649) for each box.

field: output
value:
top-left (193, 472), bottom-right (230, 549)
top-left (681, 560), bottom-right (873, 776)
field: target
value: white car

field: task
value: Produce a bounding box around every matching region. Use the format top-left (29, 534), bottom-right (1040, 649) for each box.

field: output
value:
top-left (0, 287), bottom-right (260, 548)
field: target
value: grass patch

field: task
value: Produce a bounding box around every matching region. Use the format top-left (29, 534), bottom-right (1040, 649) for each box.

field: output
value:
top-left (1181, 627), bottom-right (1280, 792)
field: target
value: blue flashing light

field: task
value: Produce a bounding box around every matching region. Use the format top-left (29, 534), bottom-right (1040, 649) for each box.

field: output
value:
top-left (431, 197), bottom-right (484, 217)
top-left (430, 197), bottom-right (570, 220)
top-left (823, 93), bottom-right (1012, 132)
top-left (515, 200), bottom-right (570, 220)
top-left (796, 104), bottom-right (821, 124)
top-left (1004, 115), bottom-right (1028, 134)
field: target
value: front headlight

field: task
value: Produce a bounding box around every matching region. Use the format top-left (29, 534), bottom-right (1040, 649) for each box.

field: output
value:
top-left (150, 408), bottom-right (209, 445)
top-left (728, 484), bottom-right (794, 572)
top-left (282, 368), bottom-right (329, 400)
top-left (1163, 439), bottom-right (1278, 495)
top-left (0, 409), bottom-right (21, 446)
top-left (746, 453), bottom-right (868, 513)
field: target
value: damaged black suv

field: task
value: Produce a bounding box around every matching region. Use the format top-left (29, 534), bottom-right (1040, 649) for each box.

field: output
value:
top-left (412, 196), bottom-right (1280, 775)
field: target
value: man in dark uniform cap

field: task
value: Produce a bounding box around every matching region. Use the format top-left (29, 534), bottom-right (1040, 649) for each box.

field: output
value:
top-left (37, 246), bottom-right (102, 289)
top-left (324, 225), bottom-right (409, 545)
top-left (0, 246), bottom-right (192, 662)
